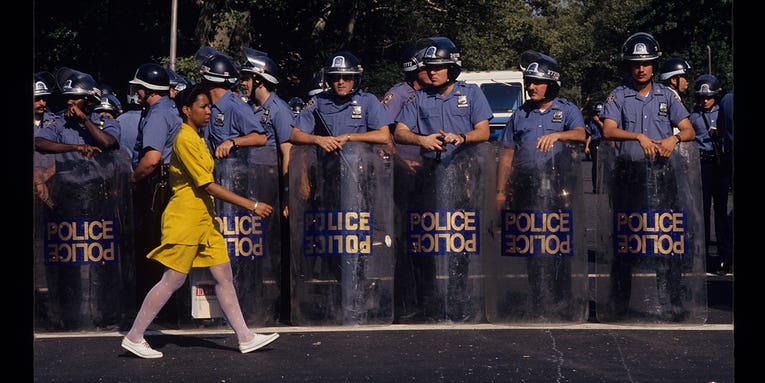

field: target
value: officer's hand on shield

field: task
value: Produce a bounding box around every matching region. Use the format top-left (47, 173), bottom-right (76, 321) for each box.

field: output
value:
top-left (636, 133), bottom-right (658, 160)
top-left (653, 136), bottom-right (678, 158)
top-left (314, 135), bottom-right (342, 153)
top-left (536, 132), bottom-right (560, 153)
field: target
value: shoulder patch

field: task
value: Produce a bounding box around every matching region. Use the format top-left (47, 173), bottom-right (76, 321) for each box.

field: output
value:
top-left (381, 92), bottom-right (394, 105)
top-left (305, 97), bottom-right (316, 109)
top-left (671, 91), bottom-right (682, 103)
top-left (404, 93), bottom-right (417, 105)
top-left (605, 93), bottom-right (616, 106)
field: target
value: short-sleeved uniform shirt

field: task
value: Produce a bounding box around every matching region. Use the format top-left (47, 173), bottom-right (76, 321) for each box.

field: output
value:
top-left (381, 81), bottom-right (415, 122)
top-left (498, 97), bottom-right (585, 170)
top-left (33, 110), bottom-right (58, 170)
top-left (601, 81), bottom-right (690, 161)
top-left (397, 81), bottom-right (493, 158)
top-left (585, 118), bottom-right (603, 141)
top-left (132, 96), bottom-right (182, 168)
top-left (250, 92), bottom-right (293, 164)
top-left (148, 123), bottom-right (229, 272)
top-left (206, 90), bottom-right (265, 150)
top-left (116, 109), bottom-right (141, 160)
top-left (293, 90), bottom-right (391, 135)
top-left (690, 105), bottom-right (718, 152)
top-left (35, 110), bottom-right (121, 163)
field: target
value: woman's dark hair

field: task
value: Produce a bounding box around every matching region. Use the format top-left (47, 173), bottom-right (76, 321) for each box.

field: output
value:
top-left (174, 83), bottom-right (210, 121)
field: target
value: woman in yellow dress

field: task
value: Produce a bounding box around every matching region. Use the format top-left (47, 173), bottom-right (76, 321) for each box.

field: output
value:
top-left (121, 84), bottom-right (279, 358)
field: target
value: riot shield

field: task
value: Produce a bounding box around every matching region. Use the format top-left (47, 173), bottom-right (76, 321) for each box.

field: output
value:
top-left (33, 149), bottom-right (135, 331)
top-left (486, 141), bottom-right (588, 323)
top-left (289, 142), bottom-right (395, 325)
top-left (394, 142), bottom-right (496, 323)
top-left (595, 141), bottom-right (706, 323)
top-left (207, 145), bottom-right (282, 327)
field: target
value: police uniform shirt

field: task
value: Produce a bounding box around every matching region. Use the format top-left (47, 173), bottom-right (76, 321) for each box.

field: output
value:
top-left (718, 92), bottom-right (733, 155)
top-left (253, 93), bottom-right (294, 148)
top-left (132, 96), bottom-right (182, 168)
top-left (690, 105), bottom-right (718, 152)
top-left (398, 80), bottom-right (493, 139)
top-left (498, 97), bottom-right (585, 169)
top-left (381, 81), bottom-right (415, 121)
top-left (91, 112), bottom-right (122, 144)
top-left (293, 90), bottom-right (391, 135)
top-left (116, 109), bottom-right (141, 160)
top-left (601, 81), bottom-right (689, 160)
top-left (33, 110), bottom-right (57, 170)
top-left (206, 90), bottom-right (265, 149)
top-left (585, 118), bottom-right (603, 141)
top-left (36, 111), bottom-right (121, 164)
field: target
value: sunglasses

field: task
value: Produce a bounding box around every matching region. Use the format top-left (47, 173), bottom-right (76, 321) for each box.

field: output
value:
top-left (327, 74), bottom-right (355, 82)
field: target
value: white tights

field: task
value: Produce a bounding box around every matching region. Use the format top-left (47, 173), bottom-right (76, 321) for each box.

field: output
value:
top-left (125, 263), bottom-right (254, 344)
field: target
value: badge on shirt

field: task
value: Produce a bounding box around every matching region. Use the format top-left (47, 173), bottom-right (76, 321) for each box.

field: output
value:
top-left (214, 113), bottom-right (225, 127)
top-left (261, 108), bottom-right (270, 124)
top-left (457, 95), bottom-right (469, 108)
top-left (352, 105), bottom-right (362, 119)
top-left (552, 110), bottom-right (563, 123)
top-left (658, 102), bottom-right (668, 117)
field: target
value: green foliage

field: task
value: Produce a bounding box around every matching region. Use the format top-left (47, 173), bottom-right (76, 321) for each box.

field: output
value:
top-left (34, 0), bottom-right (733, 109)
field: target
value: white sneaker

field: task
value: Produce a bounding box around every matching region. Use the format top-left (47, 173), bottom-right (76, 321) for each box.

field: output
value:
top-left (239, 333), bottom-right (280, 354)
top-left (121, 337), bottom-right (163, 359)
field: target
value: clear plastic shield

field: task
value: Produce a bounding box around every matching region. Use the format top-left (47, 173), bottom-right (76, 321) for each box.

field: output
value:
top-left (289, 142), bottom-right (395, 325)
top-left (33, 150), bottom-right (135, 331)
top-left (393, 142), bottom-right (497, 323)
top-left (486, 142), bottom-right (588, 323)
top-left (211, 145), bottom-right (282, 326)
top-left (595, 141), bottom-right (706, 323)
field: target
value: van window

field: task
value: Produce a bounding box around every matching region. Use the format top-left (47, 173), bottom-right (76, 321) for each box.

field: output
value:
top-left (481, 83), bottom-right (524, 113)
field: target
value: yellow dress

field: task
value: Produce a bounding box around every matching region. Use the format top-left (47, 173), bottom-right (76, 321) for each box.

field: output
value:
top-left (146, 122), bottom-right (229, 273)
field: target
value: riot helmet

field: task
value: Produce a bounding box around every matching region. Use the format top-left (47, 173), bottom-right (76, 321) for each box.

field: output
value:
top-left (417, 36), bottom-right (462, 80)
top-left (241, 47), bottom-right (281, 85)
top-left (200, 54), bottom-right (239, 88)
top-left (129, 63), bottom-right (170, 92)
top-left (288, 97), bottom-right (305, 116)
top-left (94, 94), bottom-right (123, 117)
top-left (56, 67), bottom-right (101, 103)
top-left (34, 71), bottom-right (56, 97)
top-left (401, 45), bottom-right (425, 73)
top-left (323, 52), bottom-right (363, 93)
top-left (621, 32), bottom-right (661, 62)
top-left (659, 57), bottom-right (694, 81)
top-left (307, 71), bottom-right (327, 97)
top-left (694, 74), bottom-right (722, 97)
top-left (520, 50), bottom-right (561, 100)
top-left (167, 69), bottom-right (192, 92)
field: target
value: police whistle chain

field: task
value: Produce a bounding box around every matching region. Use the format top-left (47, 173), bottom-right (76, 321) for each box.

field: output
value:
top-left (312, 109), bottom-right (360, 190)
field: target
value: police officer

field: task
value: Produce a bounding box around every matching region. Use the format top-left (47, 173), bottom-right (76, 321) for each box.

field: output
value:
top-left (33, 71), bottom-right (58, 207)
top-left (129, 62), bottom-right (183, 318)
top-left (198, 52), bottom-right (267, 159)
top-left (394, 37), bottom-right (493, 322)
top-left (584, 102), bottom-right (604, 193)
top-left (690, 74), bottom-right (731, 275)
top-left (601, 32), bottom-right (696, 321)
top-left (495, 52), bottom-right (586, 320)
top-left (167, 68), bottom-right (192, 99)
top-left (291, 51), bottom-right (392, 149)
top-left (116, 85), bottom-right (143, 162)
top-left (240, 47), bottom-right (294, 202)
top-left (33, 67), bottom-right (122, 329)
top-left (381, 45), bottom-right (431, 128)
top-left (658, 57), bottom-right (694, 134)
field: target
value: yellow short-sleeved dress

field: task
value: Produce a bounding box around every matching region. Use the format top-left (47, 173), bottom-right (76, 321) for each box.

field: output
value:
top-left (146, 122), bottom-right (230, 273)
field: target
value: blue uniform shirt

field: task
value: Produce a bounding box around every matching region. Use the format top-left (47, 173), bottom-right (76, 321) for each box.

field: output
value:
top-left (206, 90), bottom-right (265, 149)
top-left (253, 93), bottom-right (294, 148)
top-left (718, 92), bottom-right (733, 155)
top-left (398, 81), bottom-right (493, 158)
top-left (585, 118), bottom-right (603, 141)
top-left (293, 90), bottom-right (391, 136)
top-left (33, 110), bottom-right (58, 170)
top-left (133, 96), bottom-right (182, 168)
top-left (601, 81), bottom-right (689, 160)
top-left (381, 81), bottom-right (415, 121)
top-left (36, 111), bottom-right (121, 163)
top-left (116, 109), bottom-right (141, 160)
top-left (690, 106), bottom-right (718, 152)
top-left (498, 97), bottom-right (585, 170)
